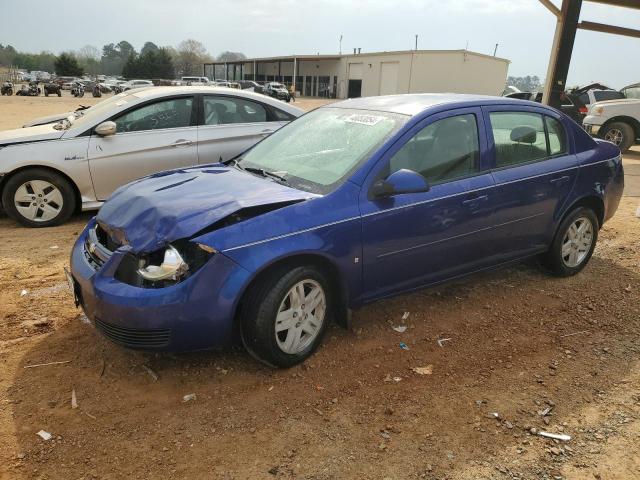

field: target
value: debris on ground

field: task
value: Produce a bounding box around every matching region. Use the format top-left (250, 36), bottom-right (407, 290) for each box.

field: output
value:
top-left (635, 205), bottom-right (640, 218)
top-left (392, 325), bottom-right (407, 333)
top-left (49, 245), bottom-right (59, 250)
top-left (399, 342), bottom-right (409, 350)
top-left (142, 364), bottom-right (158, 381)
top-left (71, 389), bottom-right (78, 409)
top-left (23, 360), bottom-right (71, 369)
top-left (437, 336), bottom-right (451, 347)
top-left (36, 430), bottom-right (52, 441)
top-left (182, 393), bottom-right (197, 403)
top-left (538, 406), bottom-right (553, 417)
top-left (560, 330), bottom-right (589, 338)
top-left (20, 289), bottom-right (27, 297)
top-left (538, 431), bottom-right (571, 442)
top-left (412, 365), bottom-right (434, 375)
top-left (487, 412), bottom-right (501, 420)
top-left (402, 311), bottom-right (410, 320)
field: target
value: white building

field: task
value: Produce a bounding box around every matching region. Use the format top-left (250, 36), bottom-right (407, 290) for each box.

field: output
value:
top-left (205, 49), bottom-right (510, 99)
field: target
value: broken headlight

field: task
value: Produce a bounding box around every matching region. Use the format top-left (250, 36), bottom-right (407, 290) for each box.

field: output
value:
top-left (138, 245), bottom-right (188, 282)
top-left (116, 241), bottom-right (216, 288)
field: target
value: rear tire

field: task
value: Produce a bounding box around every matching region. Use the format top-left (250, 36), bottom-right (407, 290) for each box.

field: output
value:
top-left (541, 207), bottom-right (598, 277)
top-left (1, 168), bottom-right (76, 227)
top-left (602, 122), bottom-right (635, 153)
top-left (240, 265), bottom-right (333, 368)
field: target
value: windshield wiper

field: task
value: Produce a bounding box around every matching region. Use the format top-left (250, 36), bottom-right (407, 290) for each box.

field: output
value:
top-left (242, 166), bottom-right (287, 182)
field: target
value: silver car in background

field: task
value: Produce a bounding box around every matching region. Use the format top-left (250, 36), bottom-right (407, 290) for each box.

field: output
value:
top-left (0, 86), bottom-right (304, 227)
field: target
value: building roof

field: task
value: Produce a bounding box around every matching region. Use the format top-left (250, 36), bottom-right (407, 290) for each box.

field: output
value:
top-left (206, 49), bottom-right (510, 65)
top-left (324, 93), bottom-right (536, 116)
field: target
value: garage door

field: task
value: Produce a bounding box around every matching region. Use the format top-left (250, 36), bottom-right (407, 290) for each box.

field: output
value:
top-left (379, 62), bottom-right (399, 95)
top-left (348, 63), bottom-right (363, 80)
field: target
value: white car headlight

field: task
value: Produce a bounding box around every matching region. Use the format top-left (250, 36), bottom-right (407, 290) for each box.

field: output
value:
top-left (137, 245), bottom-right (188, 281)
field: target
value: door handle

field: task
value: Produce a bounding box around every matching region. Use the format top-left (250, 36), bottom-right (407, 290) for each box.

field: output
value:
top-left (462, 194), bottom-right (488, 206)
top-left (550, 175), bottom-right (570, 186)
top-left (171, 139), bottom-right (193, 147)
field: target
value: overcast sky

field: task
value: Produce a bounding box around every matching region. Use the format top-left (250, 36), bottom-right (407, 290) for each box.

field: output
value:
top-left (2, 0), bottom-right (639, 88)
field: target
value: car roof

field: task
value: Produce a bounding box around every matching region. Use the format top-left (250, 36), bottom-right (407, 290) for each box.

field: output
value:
top-left (326, 93), bottom-right (552, 116)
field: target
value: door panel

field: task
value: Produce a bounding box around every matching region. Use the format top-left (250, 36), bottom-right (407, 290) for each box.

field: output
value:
top-left (359, 107), bottom-right (497, 300)
top-left (88, 126), bottom-right (198, 200)
top-left (484, 107), bottom-right (578, 260)
top-left (197, 123), bottom-right (281, 164)
top-left (361, 175), bottom-right (495, 299)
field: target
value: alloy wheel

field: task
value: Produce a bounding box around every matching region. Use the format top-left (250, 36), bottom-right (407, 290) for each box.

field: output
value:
top-left (13, 180), bottom-right (64, 222)
top-left (604, 128), bottom-right (623, 146)
top-left (561, 216), bottom-right (594, 268)
top-left (275, 279), bottom-right (326, 354)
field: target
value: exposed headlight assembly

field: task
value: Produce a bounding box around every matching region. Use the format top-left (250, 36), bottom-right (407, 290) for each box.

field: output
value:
top-left (116, 241), bottom-right (216, 288)
top-left (137, 245), bottom-right (189, 282)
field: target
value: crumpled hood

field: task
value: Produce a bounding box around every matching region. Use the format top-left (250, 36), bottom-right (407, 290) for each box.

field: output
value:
top-left (0, 123), bottom-right (65, 145)
top-left (96, 164), bottom-right (318, 253)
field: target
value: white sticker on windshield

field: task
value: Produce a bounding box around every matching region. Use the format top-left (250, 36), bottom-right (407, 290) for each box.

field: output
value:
top-left (342, 114), bottom-right (384, 126)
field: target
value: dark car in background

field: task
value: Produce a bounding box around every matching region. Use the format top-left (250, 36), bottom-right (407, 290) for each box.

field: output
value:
top-left (264, 82), bottom-right (291, 102)
top-left (505, 91), bottom-right (587, 124)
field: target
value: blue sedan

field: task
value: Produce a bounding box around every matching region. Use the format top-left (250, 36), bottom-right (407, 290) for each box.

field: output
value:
top-left (69, 94), bottom-right (624, 367)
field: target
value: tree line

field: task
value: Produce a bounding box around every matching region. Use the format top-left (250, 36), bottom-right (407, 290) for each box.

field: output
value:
top-left (0, 41), bottom-right (246, 79)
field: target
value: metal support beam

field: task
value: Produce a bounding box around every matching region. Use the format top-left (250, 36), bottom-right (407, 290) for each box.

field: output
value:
top-left (586, 0), bottom-right (640, 9)
top-left (542, 0), bottom-right (582, 107)
top-left (578, 20), bottom-right (640, 38)
top-left (539, 0), bottom-right (561, 17)
top-left (293, 57), bottom-right (297, 92)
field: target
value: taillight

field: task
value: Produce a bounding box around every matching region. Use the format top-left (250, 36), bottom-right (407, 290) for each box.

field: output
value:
top-left (579, 106), bottom-right (588, 114)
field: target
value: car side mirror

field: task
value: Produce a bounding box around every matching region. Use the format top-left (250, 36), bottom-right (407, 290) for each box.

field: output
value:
top-left (95, 121), bottom-right (117, 136)
top-left (370, 169), bottom-right (430, 199)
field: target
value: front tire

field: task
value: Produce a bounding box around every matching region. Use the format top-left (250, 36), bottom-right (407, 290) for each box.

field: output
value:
top-left (541, 207), bottom-right (598, 277)
top-left (1, 168), bottom-right (76, 227)
top-left (602, 122), bottom-right (635, 153)
top-left (240, 265), bottom-right (332, 368)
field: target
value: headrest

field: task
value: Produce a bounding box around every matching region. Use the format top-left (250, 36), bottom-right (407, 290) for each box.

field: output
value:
top-left (510, 126), bottom-right (537, 144)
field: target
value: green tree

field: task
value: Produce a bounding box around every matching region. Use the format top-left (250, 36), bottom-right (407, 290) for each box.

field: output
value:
top-left (55, 53), bottom-right (83, 76)
top-left (100, 40), bottom-right (137, 76)
top-left (155, 48), bottom-right (175, 79)
top-left (141, 42), bottom-right (159, 56)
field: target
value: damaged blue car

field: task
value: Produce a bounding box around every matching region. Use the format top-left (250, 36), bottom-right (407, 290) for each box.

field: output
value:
top-left (69, 94), bottom-right (623, 367)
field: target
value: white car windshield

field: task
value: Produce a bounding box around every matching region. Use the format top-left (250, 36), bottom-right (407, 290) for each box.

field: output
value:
top-left (239, 108), bottom-right (407, 194)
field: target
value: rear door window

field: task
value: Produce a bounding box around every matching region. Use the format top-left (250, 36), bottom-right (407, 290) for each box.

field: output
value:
top-left (489, 112), bottom-right (567, 168)
top-left (202, 96), bottom-right (267, 125)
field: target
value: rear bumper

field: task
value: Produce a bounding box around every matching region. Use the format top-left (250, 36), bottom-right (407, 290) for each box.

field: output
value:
top-left (69, 221), bottom-right (251, 351)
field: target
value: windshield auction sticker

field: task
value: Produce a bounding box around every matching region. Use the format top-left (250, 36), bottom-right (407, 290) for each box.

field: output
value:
top-left (341, 114), bottom-right (385, 126)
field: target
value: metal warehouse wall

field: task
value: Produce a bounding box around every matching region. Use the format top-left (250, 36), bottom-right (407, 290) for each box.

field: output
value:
top-left (337, 50), bottom-right (509, 98)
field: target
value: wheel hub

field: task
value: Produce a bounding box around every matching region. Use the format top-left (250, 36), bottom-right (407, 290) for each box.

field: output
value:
top-left (13, 180), bottom-right (63, 222)
top-left (561, 216), bottom-right (594, 268)
top-left (274, 279), bottom-right (326, 355)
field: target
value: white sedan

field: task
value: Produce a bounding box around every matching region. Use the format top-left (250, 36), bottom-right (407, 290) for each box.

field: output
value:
top-left (0, 86), bottom-right (303, 227)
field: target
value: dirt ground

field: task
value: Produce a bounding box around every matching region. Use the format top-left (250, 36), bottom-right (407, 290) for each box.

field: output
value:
top-left (1, 93), bottom-right (640, 480)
